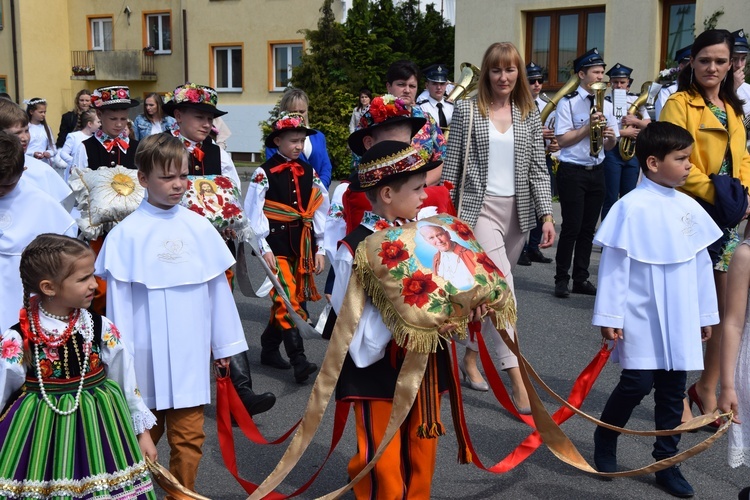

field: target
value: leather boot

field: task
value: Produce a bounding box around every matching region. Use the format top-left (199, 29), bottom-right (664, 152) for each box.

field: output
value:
top-left (282, 328), bottom-right (317, 383)
top-left (229, 351), bottom-right (276, 416)
top-left (260, 324), bottom-right (291, 369)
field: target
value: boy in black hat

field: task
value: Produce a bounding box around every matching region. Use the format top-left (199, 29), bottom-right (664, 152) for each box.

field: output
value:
top-left (417, 63), bottom-right (454, 130)
top-left (330, 140), bottom-right (455, 499)
top-left (655, 44), bottom-right (692, 119)
top-left (553, 48), bottom-right (618, 298)
top-left (600, 63), bottom-right (651, 221)
top-left (731, 29), bottom-right (750, 131)
top-left (162, 83), bottom-right (240, 188)
top-left (72, 85), bottom-right (140, 170)
top-left (244, 113), bottom-right (329, 383)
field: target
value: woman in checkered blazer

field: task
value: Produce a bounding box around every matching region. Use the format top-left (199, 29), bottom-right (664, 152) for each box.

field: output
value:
top-left (442, 42), bottom-right (555, 413)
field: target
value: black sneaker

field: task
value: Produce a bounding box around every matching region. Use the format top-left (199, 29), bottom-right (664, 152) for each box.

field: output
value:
top-left (593, 427), bottom-right (617, 475)
top-left (655, 465), bottom-right (694, 498)
top-left (527, 248), bottom-right (553, 263)
top-left (554, 280), bottom-right (570, 298)
top-left (572, 280), bottom-right (597, 295)
top-left (517, 250), bottom-right (532, 266)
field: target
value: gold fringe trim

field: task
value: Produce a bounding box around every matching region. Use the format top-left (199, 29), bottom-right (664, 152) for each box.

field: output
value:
top-left (354, 245), bottom-right (518, 354)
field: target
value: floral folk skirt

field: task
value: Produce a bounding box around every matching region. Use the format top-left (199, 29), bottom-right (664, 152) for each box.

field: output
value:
top-left (0, 368), bottom-right (155, 499)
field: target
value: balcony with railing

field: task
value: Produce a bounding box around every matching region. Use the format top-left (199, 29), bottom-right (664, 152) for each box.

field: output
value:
top-left (70, 50), bottom-right (157, 81)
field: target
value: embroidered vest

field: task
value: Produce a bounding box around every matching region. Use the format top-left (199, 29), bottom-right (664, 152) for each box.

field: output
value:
top-left (83, 136), bottom-right (138, 170)
top-left (188, 137), bottom-right (222, 176)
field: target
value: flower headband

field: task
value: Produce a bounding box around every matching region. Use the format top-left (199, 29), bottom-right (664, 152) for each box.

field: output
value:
top-left (271, 112), bottom-right (306, 132)
top-left (358, 94), bottom-right (410, 129)
top-left (23, 98), bottom-right (46, 106)
top-left (164, 83), bottom-right (219, 108)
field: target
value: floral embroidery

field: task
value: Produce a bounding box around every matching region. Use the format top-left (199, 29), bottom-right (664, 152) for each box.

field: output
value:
top-left (214, 176), bottom-right (234, 190)
top-left (39, 358), bottom-right (54, 378)
top-left (477, 252), bottom-right (501, 275)
top-left (89, 351), bottom-right (101, 371)
top-left (379, 240), bottom-right (409, 268)
top-left (181, 175), bottom-right (246, 233)
top-left (401, 270), bottom-right (438, 307)
top-left (252, 170), bottom-right (268, 187)
top-left (450, 220), bottom-right (473, 241)
top-left (102, 323), bottom-right (122, 349)
top-left (1, 336), bottom-right (22, 363)
top-left (374, 219), bottom-right (391, 231)
top-left (328, 201), bottom-right (344, 220)
top-left (164, 83), bottom-right (219, 108)
top-left (43, 346), bottom-right (60, 362)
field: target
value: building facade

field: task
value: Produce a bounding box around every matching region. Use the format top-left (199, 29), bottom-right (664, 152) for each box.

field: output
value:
top-left (0, 0), bottom-right (341, 156)
top-left (454, 0), bottom-right (748, 92)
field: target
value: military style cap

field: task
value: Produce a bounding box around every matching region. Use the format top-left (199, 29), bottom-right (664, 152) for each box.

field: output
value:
top-left (732, 29), bottom-right (749, 54)
top-left (526, 62), bottom-right (544, 80)
top-left (573, 48), bottom-right (605, 73)
top-left (606, 63), bottom-right (633, 79)
top-left (674, 44), bottom-right (692, 64)
top-left (423, 64), bottom-right (449, 83)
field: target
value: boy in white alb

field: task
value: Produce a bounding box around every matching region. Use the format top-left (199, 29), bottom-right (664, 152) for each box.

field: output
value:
top-left (95, 134), bottom-right (248, 494)
top-left (592, 122), bottom-right (720, 497)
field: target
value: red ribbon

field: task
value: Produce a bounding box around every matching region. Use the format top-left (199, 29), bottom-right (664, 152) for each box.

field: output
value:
top-left (451, 333), bottom-right (611, 473)
top-left (191, 144), bottom-right (205, 162)
top-left (270, 161), bottom-right (305, 178)
top-left (215, 370), bottom-right (351, 497)
top-left (103, 137), bottom-right (129, 153)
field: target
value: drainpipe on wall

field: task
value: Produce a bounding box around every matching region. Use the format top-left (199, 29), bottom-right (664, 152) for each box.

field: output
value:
top-left (10, 0), bottom-right (20, 103)
top-left (182, 9), bottom-right (188, 83)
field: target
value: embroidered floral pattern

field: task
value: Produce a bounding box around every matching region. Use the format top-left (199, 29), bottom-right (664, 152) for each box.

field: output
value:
top-left (328, 201), bottom-right (344, 220)
top-left (164, 83), bottom-right (219, 108)
top-left (181, 175), bottom-right (247, 235)
top-left (102, 323), bottom-right (122, 349)
top-left (379, 240), bottom-right (409, 268)
top-left (450, 220), bottom-right (472, 241)
top-left (1, 336), bottom-right (22, 364)
top-left (251, 170), bottom-right (269, 187)
top-left (401, 270), bottom-right (438, 307)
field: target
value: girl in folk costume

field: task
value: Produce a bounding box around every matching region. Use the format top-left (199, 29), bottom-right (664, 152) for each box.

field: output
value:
top-left (0, 234), bottom-right (157, 499)
top-left (72, 86), bottom-right (140, 171)
top-left (24, 98), bottom-right (56, 167)
top-left (245, 113), bottom-right (329, 383)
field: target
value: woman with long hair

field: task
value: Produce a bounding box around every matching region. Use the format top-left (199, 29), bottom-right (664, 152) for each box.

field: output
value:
top-left (442, 42), bottom-right (555, 413)
top-left (133, 92), bottom-right (176, 140)
top-left (55, 89), bottom-right (91, 148)
top-left (661, 29), bottom-right (750, 426)
top-left (349, 88), bottom-right (372, 133)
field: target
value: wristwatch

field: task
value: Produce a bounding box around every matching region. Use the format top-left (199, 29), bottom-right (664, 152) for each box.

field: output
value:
top-left (540, 214), bottom-right (555, 224)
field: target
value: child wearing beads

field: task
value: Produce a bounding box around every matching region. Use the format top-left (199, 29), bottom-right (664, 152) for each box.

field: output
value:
top-left (24, 97), bottom-right (56, 167)
top-left (0, 233), bottom-right (157, 499)
top-left (58, 109), bottom-right (101, 181)
top-left (96, 133), bottom-right (249, 494)
top-left (0, 131), bottom-right (76, 333)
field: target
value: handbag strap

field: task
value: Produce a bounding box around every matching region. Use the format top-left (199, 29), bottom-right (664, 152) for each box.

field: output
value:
top-left (456, 103), bottom-right (474, 217)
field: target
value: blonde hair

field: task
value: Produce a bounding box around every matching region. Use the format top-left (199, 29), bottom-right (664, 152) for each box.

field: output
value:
top-left (476, 42), bottom-right (535, 119)
top-left (135, 133), bottom-right (187, 175)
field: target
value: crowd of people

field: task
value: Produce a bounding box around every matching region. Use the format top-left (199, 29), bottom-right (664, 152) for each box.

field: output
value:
top-left (0, 27), bottom-right (749, 500)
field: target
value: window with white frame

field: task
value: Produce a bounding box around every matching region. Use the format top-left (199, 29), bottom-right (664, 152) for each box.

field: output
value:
top-left (146, 12), bottom-right (172, 53)
top-left (213, 46), bottom-right (243, 92)
top-left (272, 43), bottom-right (302, 91)
top-left (90, 17), bottom-right (113, 51)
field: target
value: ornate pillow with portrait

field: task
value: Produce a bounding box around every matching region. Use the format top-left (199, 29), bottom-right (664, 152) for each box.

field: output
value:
top-left (181, 175), bottom-right (249, 239)
top-left (69, 165), bottom-right (145, 240)
top-left (355, 214), bottom-right (516, 354)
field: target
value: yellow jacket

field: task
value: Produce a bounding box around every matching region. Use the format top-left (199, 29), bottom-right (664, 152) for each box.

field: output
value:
top-left (660, 91), bottom-right (750, 204)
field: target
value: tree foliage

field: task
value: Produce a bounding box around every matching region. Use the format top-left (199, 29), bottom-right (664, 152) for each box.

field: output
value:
top-left (261, 0), bottom-right (455, 180)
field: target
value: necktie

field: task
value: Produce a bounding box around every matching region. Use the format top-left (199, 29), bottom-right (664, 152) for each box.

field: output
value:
top-left (104, 137), bottom-right (128, 153)
top-left (587, 94), bottom-right (595, 110)
top-left (436, 102), bottom-right (448, 129)
top-left (191, 143), bottom-right (204, 162)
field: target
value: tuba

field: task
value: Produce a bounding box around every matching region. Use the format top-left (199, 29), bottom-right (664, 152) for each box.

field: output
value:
top-left (618, 81), bottom-right (660, 161)
top-left (441, 62), bottom-right (480, 139)
top-left (588, 82), bottom-right (608, 156)
top-left (539, 73), bottom-right (581, 125)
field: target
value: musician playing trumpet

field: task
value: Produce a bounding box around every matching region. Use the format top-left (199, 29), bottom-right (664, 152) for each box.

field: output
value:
top-left (552, 48), bottom-right (618, 299)
top-left (601, 63), bottom-right (651, 220)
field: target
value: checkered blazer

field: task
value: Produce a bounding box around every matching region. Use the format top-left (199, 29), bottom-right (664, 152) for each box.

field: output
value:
top-left (442, 98), bottom-right (553, 232)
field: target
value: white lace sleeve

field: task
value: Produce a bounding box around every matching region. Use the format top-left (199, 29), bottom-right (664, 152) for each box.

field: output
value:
top-left (98, 316), bottom-right (156, 434)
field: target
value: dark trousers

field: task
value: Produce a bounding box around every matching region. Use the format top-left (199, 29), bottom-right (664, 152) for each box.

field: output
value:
top-left (554, 162), bottom-right (605, 283)
top-left (598, 369), bottom-right (686, 460)
top-left (528, 156), bottom-right (555, 251)
top-left (601, 148), bottom-right (640, 220)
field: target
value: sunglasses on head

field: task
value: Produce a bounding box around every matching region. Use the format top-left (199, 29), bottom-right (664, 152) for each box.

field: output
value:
top-left (528, 78), bottom-right (544, 85)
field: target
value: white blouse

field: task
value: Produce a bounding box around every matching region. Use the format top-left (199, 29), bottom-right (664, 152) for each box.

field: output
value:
top-left (485, 123), bottom-right (515, 197)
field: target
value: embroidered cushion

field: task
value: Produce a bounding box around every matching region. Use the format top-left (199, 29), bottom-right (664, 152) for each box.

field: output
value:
top-left (355, 214), bottom-right (516, 354)
top-left (181, 175), bottom-right (249, 239)
top-left (69, 166), bottom-right (145, 240)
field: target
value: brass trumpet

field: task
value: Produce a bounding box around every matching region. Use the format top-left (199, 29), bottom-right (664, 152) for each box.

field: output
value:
top-left (540, 73), bottom-right (581, 125)
top-left (442, 62), bottom-right (480, 139)
top-left (588, 82), bottom-right (608, 156)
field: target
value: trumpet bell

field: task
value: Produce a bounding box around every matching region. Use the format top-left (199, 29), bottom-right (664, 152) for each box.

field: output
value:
top-left (446, 63), bottom-right (480, 103)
